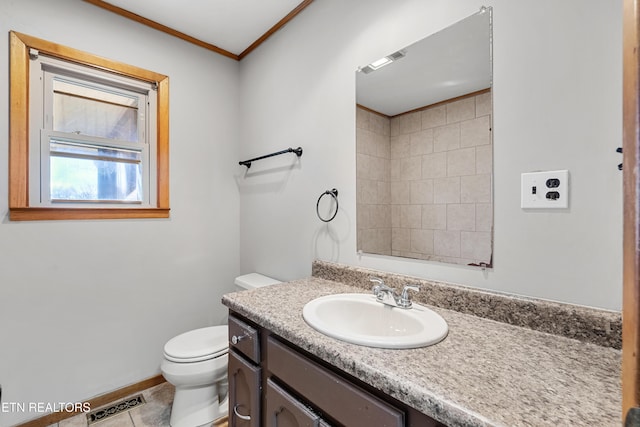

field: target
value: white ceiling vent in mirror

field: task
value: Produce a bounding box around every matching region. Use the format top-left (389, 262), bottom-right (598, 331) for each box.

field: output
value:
top-left (357, 7), bottom-right (492, 117)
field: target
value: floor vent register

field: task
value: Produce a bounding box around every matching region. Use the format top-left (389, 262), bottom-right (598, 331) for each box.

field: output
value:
top-left (86, 394), bottom-right (146, 424)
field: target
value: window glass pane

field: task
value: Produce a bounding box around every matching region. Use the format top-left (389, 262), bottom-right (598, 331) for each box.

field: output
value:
top-left (52, 79), bottom-right (139, 142)
top-left (49, 140), bottom-right (143, 202)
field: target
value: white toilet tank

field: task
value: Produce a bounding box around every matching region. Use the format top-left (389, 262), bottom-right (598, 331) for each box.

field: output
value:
top-left (234, 273), bottom-right (281, 291)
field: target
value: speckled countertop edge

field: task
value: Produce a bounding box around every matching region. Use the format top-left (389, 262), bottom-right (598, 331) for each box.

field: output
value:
top-left (222, 278), bottom-right (621, 427)
top-left (312, 260), bottom-right (622, 349)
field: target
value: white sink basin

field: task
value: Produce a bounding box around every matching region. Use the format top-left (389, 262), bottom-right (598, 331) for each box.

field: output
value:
top-left (302, 293), bottom-right (448, 349)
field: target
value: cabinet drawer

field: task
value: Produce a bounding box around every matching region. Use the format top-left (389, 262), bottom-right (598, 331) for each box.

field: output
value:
top-left (229, 315), bottom-right (260, 363)
top-left (267, 337), bottom-right (404, 427)
top-left (266, 378), bottom-right (324, 427)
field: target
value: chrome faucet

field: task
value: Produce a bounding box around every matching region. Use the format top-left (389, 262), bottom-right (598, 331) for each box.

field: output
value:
top-left (369, 277), bottom-right (420, 309)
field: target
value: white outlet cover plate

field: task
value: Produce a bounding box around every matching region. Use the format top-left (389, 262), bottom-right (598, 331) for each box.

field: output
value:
top-left (521, 170), bottom-right (569, 209)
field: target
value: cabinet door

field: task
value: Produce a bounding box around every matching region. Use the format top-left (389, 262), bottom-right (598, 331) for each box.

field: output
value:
top-left (265, 378), bottom-right (321, 427)
top-left (229, 350), bottom-right (261, 427)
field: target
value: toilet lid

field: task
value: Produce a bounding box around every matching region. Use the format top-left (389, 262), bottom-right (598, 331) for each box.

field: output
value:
top-left (164, 326), bottom-right (229, 363)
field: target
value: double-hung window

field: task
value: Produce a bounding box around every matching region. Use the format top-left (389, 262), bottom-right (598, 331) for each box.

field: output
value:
top-left (9, 31), bottom-right (170, 220)
top-left (33, 55), bottom-right (155, 207)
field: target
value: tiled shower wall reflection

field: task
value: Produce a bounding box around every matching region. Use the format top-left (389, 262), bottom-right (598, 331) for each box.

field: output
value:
top-left (356, 91), bottom-right (493, 265)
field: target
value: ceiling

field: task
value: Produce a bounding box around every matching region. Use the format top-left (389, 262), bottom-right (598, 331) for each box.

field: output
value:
top-left (356, 8), bottom-right (492, 117)
top-left (88, 0), bottom-right (312, 59)
top-left (87, 1), bottom-right (490, 115)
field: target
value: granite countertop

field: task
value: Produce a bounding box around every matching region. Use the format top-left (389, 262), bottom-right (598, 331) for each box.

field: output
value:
top-left (222, 277), bottom-right (621, 427)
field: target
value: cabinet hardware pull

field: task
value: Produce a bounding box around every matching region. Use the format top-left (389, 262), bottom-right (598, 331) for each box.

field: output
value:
top-left (231, 331), bottom-right (250, 345)
top-left (233, 404), bottom-right (251, 421)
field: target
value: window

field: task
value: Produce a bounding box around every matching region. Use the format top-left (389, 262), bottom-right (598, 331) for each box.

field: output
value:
top-left (9, 31), bottom-right (169, 220)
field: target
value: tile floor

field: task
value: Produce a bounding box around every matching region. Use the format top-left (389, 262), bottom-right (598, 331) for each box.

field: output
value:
top-left (46, 382), bottom-right (228, 427)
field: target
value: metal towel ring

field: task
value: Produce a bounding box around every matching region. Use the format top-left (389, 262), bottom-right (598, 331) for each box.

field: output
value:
top-left (316, 189), bottom-right (339, 222)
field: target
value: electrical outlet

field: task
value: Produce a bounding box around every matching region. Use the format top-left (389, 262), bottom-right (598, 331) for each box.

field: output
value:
top-left (521, 170), bottom-right (569, 209)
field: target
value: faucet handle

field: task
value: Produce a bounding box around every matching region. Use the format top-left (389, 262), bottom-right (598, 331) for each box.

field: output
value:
top-left (369, 277), bottom-right (384, 287)
top-left (399, 285), bottom-right (420, 308)
top-left (370, 277), bottom-right (391, 300)
top-left (370, 276), bottom-right (384, 293)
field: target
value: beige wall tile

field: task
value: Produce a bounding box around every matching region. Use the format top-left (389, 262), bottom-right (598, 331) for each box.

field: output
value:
top-left (475, 91), bottom-right (492, 117)
top-left (461, 174), bottom-right (491, 203)
top-left (358, 95), bottom-right (493, 263)
top-left (400, 156), bottom-right (422, 181)
top-left (400, 205), bottom-right (422, 228)
top-left (439, 256), bottom-right (475, 266)
top-left (447, 204), bottom-right (476, 231)
top-left (410, 129), bottom-right (434, 156)
top-left (422, 204), bottom-right (447, 230)
top-left (369, 156), bottom-right (388, 181)
top-left (361, 204), bottom-right (375, 228)
top-left (411, 229), bottom-right (434, 254)
top-left (392, 227), bottom-right (411, 251)
top-left (370, 112), bottom-right (390, 136)
top-left (356, 106), bottom-right (369, 130)
top-left (359, 178), bottom-right (378, 204)
top-left (378, 228), bottom-right (392, 254)
top-left (390, 181), bottom-right (410, 204)
top-left (356, 129), bottom-right (374, 155)
top-left (422, 105), bottom-right (446, 129)
top-left (422, 152), bottom-right (447, 178)
top-left (434, 176), bottom-right (461, 204)
top-left (461, 231), bottom-right (492, 261)
top-left (357, 203), bottom-right (371, 229)
top-left (460, 115), bottom-right (491, 147)
top-left (476, 203), bottom-right (493, 231)
top-left (447, 147), bottom-right (476, 177)
top-left (391, 134), bottom-right (410, 159)
top-left (356, 153), bottom-right (370, 180)
top-left (390, 116), bottom-right (400, 137)
top-left (475, 144), bottom-right (493, 175)
top-left (378, 181), bottom-right (391, 204)
top-left (434, 230), bottom-right (461, 257)
top-left (446, 97), bottom-right (475, 123)
top-left (383, 157), bottom-right (390, 181)
top-left (433, 123), bottom-right (460, 152)
top-left (391, 204), bottom-right (401, 228)
top-left (359, 228), bottom-right (377, 253)
top-left (410, 180), bottom-right (434, 204)
top-left (374, 133), bottom-right (391, 159)
top-left (372, 204), bottom-right (391, 228)
top-left (401, 251), bottom-right (423, 260)
top-left (390, 158), bottom-right (400, 181)
top-left (399, 111), bottom-right (422, 134)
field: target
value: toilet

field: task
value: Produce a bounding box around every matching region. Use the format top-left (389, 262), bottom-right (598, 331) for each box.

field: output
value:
top-left (160, 273), bottom-right (281, 427)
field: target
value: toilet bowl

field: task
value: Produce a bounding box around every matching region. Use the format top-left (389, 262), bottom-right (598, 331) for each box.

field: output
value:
top-left (161, 273), bottom-right (281, 427)
top-left (161, 326), bottom-right (229, 427)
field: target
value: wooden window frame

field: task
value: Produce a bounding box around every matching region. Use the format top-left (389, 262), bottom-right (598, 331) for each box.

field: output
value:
top-left (9, 31), bottom-right (170, 220)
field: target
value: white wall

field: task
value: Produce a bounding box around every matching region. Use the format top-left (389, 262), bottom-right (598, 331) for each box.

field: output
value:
top-left (239, 0), bottom-right (623, 311)
top-left (0, 1), bottom-right (240, 425)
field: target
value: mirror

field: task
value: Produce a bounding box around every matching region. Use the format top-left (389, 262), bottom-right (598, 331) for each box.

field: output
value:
top-left (356, 7), bottom-right (493, 267)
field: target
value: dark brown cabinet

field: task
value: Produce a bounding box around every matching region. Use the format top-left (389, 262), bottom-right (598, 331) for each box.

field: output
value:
top-left (267, 336), bottom-right (403, 427)
top-left (228, 351), bottom-right (261, 427)
top-left (228, 313), bottom-right (443, 427)
top-left (228, 315), bottom-right (262, 427)
top-left (265, 378), bottom-right (324, 427)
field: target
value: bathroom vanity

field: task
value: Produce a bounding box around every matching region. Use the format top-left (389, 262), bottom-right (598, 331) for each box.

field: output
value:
top-left (228, 312), bottom-right (438, 426)
top-left (222, 262), bottom-right (621, 427)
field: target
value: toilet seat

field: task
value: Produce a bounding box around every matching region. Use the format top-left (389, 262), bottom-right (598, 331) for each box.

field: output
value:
top-left (164, 326), bottom-right (229, 363)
